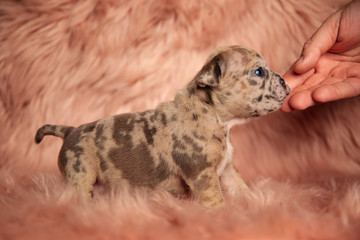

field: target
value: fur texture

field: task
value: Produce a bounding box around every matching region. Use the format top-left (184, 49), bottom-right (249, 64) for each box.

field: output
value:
top-left (1, 0), bottom-right (360, 239)
top-left (34, 46), bottom-right (288, 208)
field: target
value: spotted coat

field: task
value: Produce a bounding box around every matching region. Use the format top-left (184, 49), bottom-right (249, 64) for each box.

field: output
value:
top-left (35, 46), bottom-right (290, 208)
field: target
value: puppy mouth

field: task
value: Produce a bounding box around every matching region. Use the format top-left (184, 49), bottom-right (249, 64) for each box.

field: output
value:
top-left (263, 92), bottom-right (287, 103)
top-left (272, 90), bottom-right (289, 103)
top-left (272, 77), bottom-right (291, 102)
top-left (280, 77), bottom-right (291, 95)
top-left (285, 84), bottom-right (291, 95)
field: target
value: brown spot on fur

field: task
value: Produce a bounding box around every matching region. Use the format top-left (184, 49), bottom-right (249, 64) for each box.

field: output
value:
top-left (217, 94), bottom-right (227, 104)
top-left (212, 135), bottom-right (222, 143)
top-left (232, 47), bottom-right (250, 63)
top-left (149, 110), bottom-right (160, 122)
top-left (187, 85), bottom-right (196, 95)
top-left (247, 79), bottom-right (257, 86)
top-left (194, 174), bottom-right (211, 190)
top-left (138, 117), bottom-right (157, 145)
top-left (139, 111), bottom-right (149, 117)
top-left (58, 150), bottom-right (68, 175)
top-left (198, 86), bottom-right (214, 105)
top-left (183, 135), bottom-right (203, 152)
top-left (82, 122), bottom-right (96, 133)
top-left (62, 127), bottom-right (75, 139)
top-left (109, 142), bottom-right (169, 188)
top-left (171, 114), bottom-right (178, 122)
top-left (243, 70), bottom-right (250, 76)
top-left (265, 95), bottom-right (272, 100)
top-left (98, 153), bottom-right (109, 172)
top-left (58, 129), bottom-right (84, 175)
top-left (95, 124), bottom-right (106, 149)
top-left (260, 79), bottom-right (265, 89)
top-left (255, 94), bottom-right (263, 102)
top-left (192, 131), bottom-right (206, 141)
top-left (242, 54), bottom-right (249, 64)
top-left (192, 113), bottom-right (198, 121)
top-left (71, 145), bottom-right (84, 159)
top-left (172, 134), bottom-right (186, 150)
top-left (161, 113), bottom-right (167, 126)
top-left (113, 114), bottom-right (135, 146)
top-left (49, 125), bottom-right (56, 131)
top-left (171, 150), bottom-right (209, 180)
top-left (73, 159), bottom-right (81, 173)
top-left (95, 124), bottom-right (109, 172)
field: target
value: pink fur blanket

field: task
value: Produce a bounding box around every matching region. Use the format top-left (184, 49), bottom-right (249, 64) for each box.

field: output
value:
top-left (1, 0), bottom-right (360, 239)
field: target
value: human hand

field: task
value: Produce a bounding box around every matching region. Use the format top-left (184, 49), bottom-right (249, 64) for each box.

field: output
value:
top-left (281, 0), bottom-right (360, 112)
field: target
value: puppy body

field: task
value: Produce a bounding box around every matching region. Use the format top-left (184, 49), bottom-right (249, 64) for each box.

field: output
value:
top-left (36, 46), bottom-right (290, 208)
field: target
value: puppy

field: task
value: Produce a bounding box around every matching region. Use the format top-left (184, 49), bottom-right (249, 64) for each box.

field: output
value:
top-left (35, 46), bottom-right (290, 208)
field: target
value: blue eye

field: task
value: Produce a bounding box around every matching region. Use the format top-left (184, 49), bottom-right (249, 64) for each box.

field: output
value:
top-left (255, 68), bottom-right (263, 77)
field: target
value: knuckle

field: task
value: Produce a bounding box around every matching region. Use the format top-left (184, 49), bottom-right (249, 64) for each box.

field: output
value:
top-left (303, 38), bottom-right (313, 50)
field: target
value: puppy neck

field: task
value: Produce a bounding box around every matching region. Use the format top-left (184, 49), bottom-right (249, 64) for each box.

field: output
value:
top-left (173, 82), bottom-right (224, 126)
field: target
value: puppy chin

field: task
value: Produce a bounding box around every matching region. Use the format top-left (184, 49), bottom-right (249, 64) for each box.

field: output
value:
top-left (285, 84), bottom-right (291, 95)
top-left (259, 108), bottom-right (277, 115)
top-left (274, 87), bottom-right (290, 103)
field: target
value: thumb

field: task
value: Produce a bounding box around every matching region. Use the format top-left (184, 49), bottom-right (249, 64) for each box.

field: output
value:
top-left (283, 66), bottom-right (314, 90)
top-left (293, 10), bottom-right (341, 74)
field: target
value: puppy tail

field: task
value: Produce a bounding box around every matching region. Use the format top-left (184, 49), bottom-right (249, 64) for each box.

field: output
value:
top-left (35, 124), bottom-right (75, 144)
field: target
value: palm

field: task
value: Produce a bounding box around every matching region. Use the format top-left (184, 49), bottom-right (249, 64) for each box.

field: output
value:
top-left (282, 53), bottom-right (360, 111)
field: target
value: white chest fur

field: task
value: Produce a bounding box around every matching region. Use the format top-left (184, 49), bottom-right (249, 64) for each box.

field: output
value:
top-left (216, 119), bottom-right (247, 176)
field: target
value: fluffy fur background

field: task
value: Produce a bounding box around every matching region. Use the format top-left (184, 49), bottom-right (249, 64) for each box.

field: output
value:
top-left (1, 0), bottom-right (360, 239)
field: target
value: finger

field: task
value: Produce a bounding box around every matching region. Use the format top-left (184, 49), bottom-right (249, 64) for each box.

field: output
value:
top-left (283, 67), bottom-right (315, 90)
top-left (293, 11), bottom-right (341, 74)
top-left (312, 78), bottom-right (360, 102)
top-left (280, 70), bottom-right (316, 112)
top-left (280, 96), bottom-right (293, 112)
top-left (288, 90), bottom-right (317, 110)
top-left (281, 84), bottom-right (316, 112)
top-left (285, 76), bottom-right (341, 111)
top-left (330, 0), bottom-right (360, 53)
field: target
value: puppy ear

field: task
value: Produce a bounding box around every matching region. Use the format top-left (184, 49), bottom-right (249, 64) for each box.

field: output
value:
top-left (196, 55), bottom-right (225, 88)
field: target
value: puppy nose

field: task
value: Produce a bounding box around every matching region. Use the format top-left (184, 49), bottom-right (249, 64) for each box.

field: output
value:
top-left (280, 78), bottom-right (286, 88)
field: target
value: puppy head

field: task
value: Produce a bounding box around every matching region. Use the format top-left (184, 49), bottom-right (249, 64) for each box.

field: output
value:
top-left (195, 46), bottom-right (291, 121)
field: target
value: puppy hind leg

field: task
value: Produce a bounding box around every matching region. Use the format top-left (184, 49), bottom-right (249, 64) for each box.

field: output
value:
top-left (66, 173), bottom-right (97, 199)
top-left (64, 157), bottom-right (97, 199)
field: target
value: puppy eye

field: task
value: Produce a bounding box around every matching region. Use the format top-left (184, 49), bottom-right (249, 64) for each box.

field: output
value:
top-left (255, 67), bottom-right (264, 77)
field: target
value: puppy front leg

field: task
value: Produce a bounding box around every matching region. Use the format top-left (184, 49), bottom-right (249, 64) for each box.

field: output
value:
top-left (188, 171), bottom-right (225, 208)
top-left (220, 163), bottom-right (248, 197)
